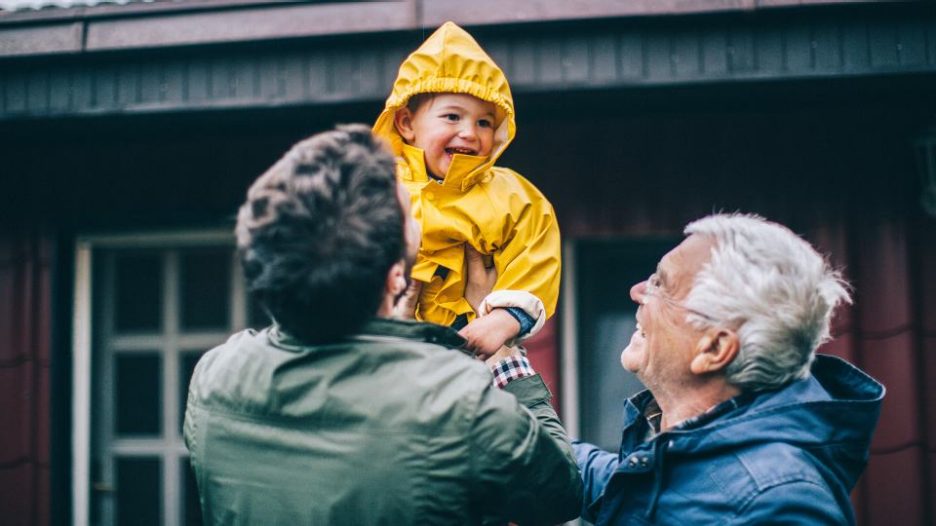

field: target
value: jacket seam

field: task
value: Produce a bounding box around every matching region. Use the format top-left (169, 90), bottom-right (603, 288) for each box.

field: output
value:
top-left (466, 368), bottom-right (488, 509)
top-left (734, 477), bottom-right (830, 516)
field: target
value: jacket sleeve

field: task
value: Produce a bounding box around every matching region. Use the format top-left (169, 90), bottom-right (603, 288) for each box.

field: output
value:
top-left (573, 440), bottom-right (620, 523)
top-left (489, 182), bottom-right (561, 324)
top-left (467, 374), bottom-right (583, 525)
top-left (734, 481), bottom-right (849, 525)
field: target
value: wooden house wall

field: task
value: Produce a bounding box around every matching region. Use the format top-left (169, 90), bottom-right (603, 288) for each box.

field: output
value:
top-left (0, 232), bottom-right (53, 526)
top-left (3, 6), bottom-right (936, 121)
top-left (2, 3), bottom-right (935, 525)
top-left (3, 82), bottom-right (935, 524)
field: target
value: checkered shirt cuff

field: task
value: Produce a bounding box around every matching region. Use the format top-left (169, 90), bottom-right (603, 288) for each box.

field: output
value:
top-left (491, 355), bottom-right (536, 389)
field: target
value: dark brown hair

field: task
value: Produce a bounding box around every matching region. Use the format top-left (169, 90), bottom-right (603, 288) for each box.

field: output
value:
top-left (235, 124), bottom-right (403, 342)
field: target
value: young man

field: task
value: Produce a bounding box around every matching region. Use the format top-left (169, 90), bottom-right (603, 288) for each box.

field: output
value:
top-left (183, 125), bottom-right (582, 525)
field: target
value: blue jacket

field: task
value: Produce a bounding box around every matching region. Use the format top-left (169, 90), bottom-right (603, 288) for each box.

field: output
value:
top-left (574, 354), bottom-right (884, 525)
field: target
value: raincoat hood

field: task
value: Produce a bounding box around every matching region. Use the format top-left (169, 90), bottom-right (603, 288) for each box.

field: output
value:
top-left (575, 354), bottom-right (885, 525)
top-left (663, 354), bottom-right (884, 490)
top-left (373, 21), bottom-right (516, 190)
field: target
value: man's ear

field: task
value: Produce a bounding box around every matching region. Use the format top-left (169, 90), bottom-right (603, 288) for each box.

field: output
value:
top-left (394, 108), bottom-right (416, 143)
top-left (690, 328), bottom-right (739, 375)
top-left (385, 260), bottom-right (407, 298)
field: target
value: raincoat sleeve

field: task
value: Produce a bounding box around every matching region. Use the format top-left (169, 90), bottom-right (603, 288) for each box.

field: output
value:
top-left (480, 184), bottom-right (560, 338)
top-left (468, 374), bottom-right (583, 524)
top-left (573, 440), bottom-right (620, 523)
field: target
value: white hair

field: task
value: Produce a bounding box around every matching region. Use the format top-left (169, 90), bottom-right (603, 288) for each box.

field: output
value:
top-left (683, 213), bottom-right (851, 392)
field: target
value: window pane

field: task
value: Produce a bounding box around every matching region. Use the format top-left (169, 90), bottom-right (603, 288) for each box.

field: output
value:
top-left (116, 457), bottom-right (161, 526)
top-left (179, 351), bottom-right (204, 432)
top-left (115, 353), bottom-right (162, 436)
top-left (180, 249), bottom-right (231, 330)
top-left (183, 459), bottom-right (204, 526)
top-left (576, 240), bottom-right (673, 451)
top-left (115, 252), bottom-right (162, 332)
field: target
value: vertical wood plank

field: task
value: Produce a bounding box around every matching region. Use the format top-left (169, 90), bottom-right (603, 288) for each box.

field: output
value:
top-left (897, 20), bottom-right (928, 67)
top-left (841, 20), bottom-right (870, 72)
top-left (869, 22), bottom-right (900, 69)
top-left (813, 21), bottom-right (842, 72)
top-left (701, 28), bottom-right (729, 76)
top-left (590, 35), bottom-right (618, 84)
top-left (618, 31), bottom-right (645, 79)
top-left (562, 38), bottom-right (590, 84)
top-left (508, 38), bottom-right (537, 87)
top-left (538, 36), bottom-right (563, 84)
top-left (728, 26), bottom-right (755, 73)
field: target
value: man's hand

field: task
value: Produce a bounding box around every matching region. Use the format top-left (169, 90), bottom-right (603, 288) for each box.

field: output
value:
top-left (459, 309), bottom-right (520, 359)
top-left (484, 344), bottom-right (520, 367)
top-left (464, 244), bottom-right (496, 314)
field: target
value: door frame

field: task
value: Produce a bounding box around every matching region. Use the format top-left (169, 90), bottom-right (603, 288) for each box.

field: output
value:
top-left (71, 229), bottom-right (233, 526)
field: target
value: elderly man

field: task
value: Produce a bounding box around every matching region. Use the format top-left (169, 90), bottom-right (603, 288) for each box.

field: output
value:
top-left (184, 125), bottom-right (582, 524)
top-left (575, 214), bottom-right (884, 525)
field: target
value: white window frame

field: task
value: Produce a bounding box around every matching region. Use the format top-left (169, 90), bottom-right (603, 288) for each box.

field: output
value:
top-left (71, 228), bottom-right (236, 526)
top-left (560, 238), bottom-right (580, 438)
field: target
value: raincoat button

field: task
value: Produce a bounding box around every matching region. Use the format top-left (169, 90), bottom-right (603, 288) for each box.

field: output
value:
top-left (639, 458), bottom-right (649, 467)
top-left (426, 192), bottom-right (435, 201)
top-left (627, 457), bottom-right (638, 467)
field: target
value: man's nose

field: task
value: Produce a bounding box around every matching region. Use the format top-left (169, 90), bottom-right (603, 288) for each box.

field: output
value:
top-left (630, 281), bottom-right (646, 304)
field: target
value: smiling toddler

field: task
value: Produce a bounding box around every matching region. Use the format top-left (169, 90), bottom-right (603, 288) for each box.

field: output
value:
top-left (373, 22), bottom-right (561, 357)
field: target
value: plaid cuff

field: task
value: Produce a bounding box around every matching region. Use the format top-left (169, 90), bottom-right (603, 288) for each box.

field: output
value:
top-left (491, 355), bottom-right (536, 389)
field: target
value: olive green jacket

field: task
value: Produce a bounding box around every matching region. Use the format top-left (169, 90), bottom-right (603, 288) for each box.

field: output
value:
top-left (184, 318), bottom-right (583, 525)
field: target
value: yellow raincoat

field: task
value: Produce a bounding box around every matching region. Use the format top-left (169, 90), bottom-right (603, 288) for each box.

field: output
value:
top-left (374, 22), bottom-right (560, 334)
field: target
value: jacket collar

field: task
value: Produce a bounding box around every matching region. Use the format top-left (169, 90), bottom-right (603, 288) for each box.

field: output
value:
top-left (399, 143), bottom-right (492, 191)
top-left (618, 354), bottom-right (884, 492)
top-left (622, 355), bottom-right (883, 446)
top-left (269, 318), bottom-right (467, 352)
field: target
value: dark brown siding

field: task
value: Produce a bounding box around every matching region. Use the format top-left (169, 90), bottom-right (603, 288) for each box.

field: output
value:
top-left (0, 231), bottom-right (52, 526)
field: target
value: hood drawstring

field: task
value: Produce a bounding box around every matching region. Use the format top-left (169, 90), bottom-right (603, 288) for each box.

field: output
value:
top-left (644, 437), bottom-right (667, 521)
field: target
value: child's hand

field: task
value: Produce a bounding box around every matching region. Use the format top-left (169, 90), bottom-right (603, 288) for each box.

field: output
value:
top-left (458, 309), bottom-right (520, 359)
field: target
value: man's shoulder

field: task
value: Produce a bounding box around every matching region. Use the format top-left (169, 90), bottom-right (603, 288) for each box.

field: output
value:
top-left (194, 328), bottom-right (265, 374)
top-left (188, 322), bottom-right (495, 418)
top-left (339, 319), bottom-right (496, 393)
top-left (699, 440), bottom-right (829, 494)
top-left (363, 328), bottom-right (493, 391)
top-left (656, 439), bottom-right (836, 522)
top-left (187, 328), bottom-right (271, 395)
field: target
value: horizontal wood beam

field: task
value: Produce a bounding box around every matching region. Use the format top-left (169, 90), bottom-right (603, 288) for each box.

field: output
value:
top-left (1, 4), bottom-right (933, 121)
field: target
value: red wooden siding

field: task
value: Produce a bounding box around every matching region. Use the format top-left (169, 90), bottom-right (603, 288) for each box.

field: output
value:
top-left (0, 231), bottom-right (52, 526)
top-left (525, 318), bottom-right (561, 413)
top-left (1, 79), bottom-right (933, 525)
top-left (509, 104), bottom-right (936, 526)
